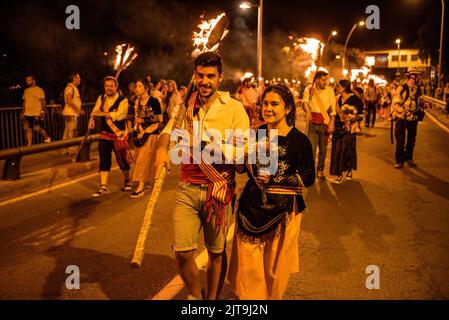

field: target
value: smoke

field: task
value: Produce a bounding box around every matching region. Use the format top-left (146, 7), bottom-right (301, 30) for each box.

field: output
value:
top-left (1, 0), bottom-right (368, 103)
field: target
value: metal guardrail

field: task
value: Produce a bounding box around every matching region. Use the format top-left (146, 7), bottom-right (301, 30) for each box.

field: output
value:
top-left (421, 95), bottom-right (448, 117)
top-left (0, 134), bottom-right (99, 180)
top-left (0, 103), bottom-right (95, 150)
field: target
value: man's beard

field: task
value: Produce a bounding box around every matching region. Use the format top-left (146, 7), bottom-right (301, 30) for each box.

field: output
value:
top-left (198, 85), bottom-right (215, 99)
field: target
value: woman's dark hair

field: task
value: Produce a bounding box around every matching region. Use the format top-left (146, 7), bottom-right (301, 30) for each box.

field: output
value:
top-left (338, 79), bottom-right (352, 93)
top-left (136, 78), bottom-right (150, 91)
top-left (260, 83), bottom-right (296, 126)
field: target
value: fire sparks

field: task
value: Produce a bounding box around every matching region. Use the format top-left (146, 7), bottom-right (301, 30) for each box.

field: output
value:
top-left (113, 43), bottom-right (138, 78)
top-left (192, 13), bottom-right (229, 58)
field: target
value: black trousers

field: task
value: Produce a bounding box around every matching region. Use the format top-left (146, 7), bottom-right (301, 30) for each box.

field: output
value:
top-left (395, 119), bottom-right (418, 164)
top-left (99, 139), bottom-right (130, 172)
top-left (365, 102), bottom-right (377, 127)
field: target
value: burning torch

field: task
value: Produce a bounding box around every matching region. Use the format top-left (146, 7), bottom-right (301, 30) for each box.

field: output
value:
top-left (130, 13), bottom-right (230, 268)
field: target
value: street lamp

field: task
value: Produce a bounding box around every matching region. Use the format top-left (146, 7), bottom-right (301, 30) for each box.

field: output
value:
top-left (438, 0), bottom-right (445, 89)
top-left (395, 38), bottom-right (401, 76)
top-left (342, 21), bottom-right (365, 73)
top-left (321, 30), bottom-right (338, 65)
top-left (240, 1), bottom-right (263, 81)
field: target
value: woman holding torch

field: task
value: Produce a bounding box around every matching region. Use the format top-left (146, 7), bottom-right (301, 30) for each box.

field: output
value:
top-left (228, 84), bottom-right (315, 300)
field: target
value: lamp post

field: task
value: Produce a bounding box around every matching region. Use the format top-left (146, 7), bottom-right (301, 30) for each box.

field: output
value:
top-left (321, 30), bottom-right (338, 65)
top-left (240, 1), bottom-right (264, 81)
top-left (342, 21), bottom-right (365, 73)
top-left (395, 38), bottom-right (401, 76)
top-left (438, 0), bottom-right (445, 89)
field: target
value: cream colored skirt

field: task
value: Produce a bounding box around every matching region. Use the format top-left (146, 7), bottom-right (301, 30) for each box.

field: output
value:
top-left (228, 211), bottom-right (303, 300)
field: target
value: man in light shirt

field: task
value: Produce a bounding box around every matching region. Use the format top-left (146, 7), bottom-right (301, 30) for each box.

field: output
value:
top-left (62, 73), bottom-right (84, 155)
top-left (154, 52), bottom-right (249, 300)
top-left (21, 75), bottom-right (51, 146)
top-left (302, 70), bottom-right (337, 180)
top-left (88, 76), bottom-right (130, 197)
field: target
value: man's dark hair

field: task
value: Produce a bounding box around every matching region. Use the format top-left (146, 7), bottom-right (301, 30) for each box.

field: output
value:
top-left (103, 76), bottom-right (118, 87)
top-left (69, 72), bottom-right (80, 82)
top-left (194, 52), bottom-right (223, 75)
top-left (26, 75), bottom-right (36, 81)
top-left (314, 70), bottom-right (329, 80)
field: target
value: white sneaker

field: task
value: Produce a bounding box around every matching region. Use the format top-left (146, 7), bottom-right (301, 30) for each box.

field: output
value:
top-left (44, 137), bottom-right (51, 143)
top-left (332, 176), bottom-right (344, 184)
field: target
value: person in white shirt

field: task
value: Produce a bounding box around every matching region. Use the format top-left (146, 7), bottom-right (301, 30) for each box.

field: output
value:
top-left (21, 75), bottom-right (51, 146)
top-left (62, 73), bottom-right (84, 155)
top-left (88, 76), bottom-right (130, 197)
top-left (302, 70), bottom-right (337, 180)
top-left (154, 52), bottom-right (249, 300)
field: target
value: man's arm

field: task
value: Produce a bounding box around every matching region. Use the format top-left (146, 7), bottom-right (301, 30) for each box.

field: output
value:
top-left (327, 89), bottom-right (337, 133)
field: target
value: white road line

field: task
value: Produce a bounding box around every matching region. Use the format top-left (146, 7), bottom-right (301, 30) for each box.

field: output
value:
top-left (150, 223), bottom-right (236, 300)
top-left (426, 112), bottom-right (449, 134)
top-left (0, 166), bottom-right (118, 208)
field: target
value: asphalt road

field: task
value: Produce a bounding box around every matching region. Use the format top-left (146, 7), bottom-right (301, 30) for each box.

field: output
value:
top-left (0, 115), bottom-right (448, 300)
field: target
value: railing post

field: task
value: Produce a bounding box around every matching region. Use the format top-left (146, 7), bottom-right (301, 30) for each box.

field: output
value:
top-left (3, 156), bottom-right (22, 180)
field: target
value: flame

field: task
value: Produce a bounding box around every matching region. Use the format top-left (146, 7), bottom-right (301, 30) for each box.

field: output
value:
top-left (350, 67), bottom-right (370, 82)
top-left (288, 37), bottom-right (324, 80)
top-left (296, 37), bottom-right (324, 61)
top-left (365, 56), bottom-right (375, 67)
top-left (192, 13), bottom-right (229, 57)
top-left (305, 64), bottom-right (317, 79)
top-left (113, 43), bottom-right (138, 76)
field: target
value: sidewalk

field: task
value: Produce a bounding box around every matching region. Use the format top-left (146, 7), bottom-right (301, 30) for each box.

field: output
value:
top-left (0, 143), bottom-right (99, 203)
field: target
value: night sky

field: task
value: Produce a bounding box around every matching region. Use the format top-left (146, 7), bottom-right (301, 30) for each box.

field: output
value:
top-left (0, 0), bottom-right (445, 102)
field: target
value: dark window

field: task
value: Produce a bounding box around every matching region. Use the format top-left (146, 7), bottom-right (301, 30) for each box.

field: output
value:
top-left (401, 55), bottom-right (408, 62)
top-left (391, 55), bottom-right (399, 62)
top-left (411, 54), bottom-right (419, 61)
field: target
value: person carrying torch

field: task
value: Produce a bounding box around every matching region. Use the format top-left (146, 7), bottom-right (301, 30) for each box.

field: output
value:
top-left (89, 76), bottom-right (131, 197)
top-left (153, 52), bottom-right (250, 300)
top-left (302, 69), bottom-right (337, 180)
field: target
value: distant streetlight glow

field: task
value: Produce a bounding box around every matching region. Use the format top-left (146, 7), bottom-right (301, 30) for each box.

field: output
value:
top-left (395, 38), bottom-right (401, 76)
top-left (238, 1), bottom-right (263, 80)
top-left (239, 2), bottom-right (252, 9)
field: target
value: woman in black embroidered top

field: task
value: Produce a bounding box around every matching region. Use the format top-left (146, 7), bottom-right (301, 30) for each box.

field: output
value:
top-left (228, 83), bottom-right (315, 300)
top-left (130, 79), bottom-right (162, 198)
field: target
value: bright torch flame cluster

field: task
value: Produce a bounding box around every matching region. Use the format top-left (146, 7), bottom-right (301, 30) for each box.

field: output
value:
top-left (113, 43), bottom-right (138, 78)
top-left (290, 37), bottom-right (325, 79)
top-left (192, 13), bottom-right (229, 57)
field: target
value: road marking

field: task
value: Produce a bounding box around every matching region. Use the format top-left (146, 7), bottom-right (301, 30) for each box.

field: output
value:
top-left (150, 223), bottom-right (236, 300)
top-left (426, 111), bottom-right (449, 134)
top-left (0, 166), bottom-right (119, 208)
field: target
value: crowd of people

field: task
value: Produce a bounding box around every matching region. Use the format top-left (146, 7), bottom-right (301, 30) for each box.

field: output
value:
top-left (18, 51), bottom-right (440, 300)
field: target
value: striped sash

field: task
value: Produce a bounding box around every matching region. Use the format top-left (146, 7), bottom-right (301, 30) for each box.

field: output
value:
top-left (185, 92), bottom-right (235, 227)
